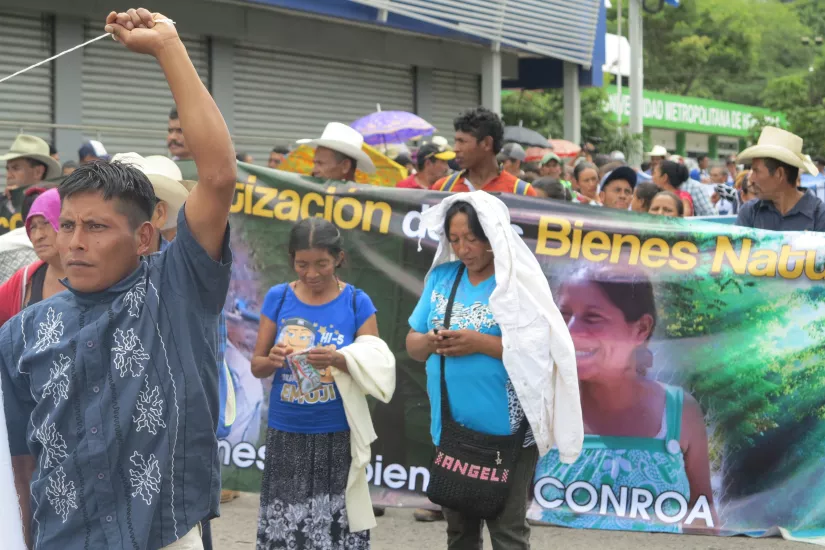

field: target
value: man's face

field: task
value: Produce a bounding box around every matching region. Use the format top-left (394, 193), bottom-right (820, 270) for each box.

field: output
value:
top-left (650, 156), bottom-right (664, 171)
top-left (748, 158), bottom-right (784, 201)
top-left (454, 131), bottom-right (491, 171)
top-left (700, 157), bottom-right (709, 170)
top-left (57, 192), bottom-right (152, 293)
top-left (502, 159), bottom-right (521, 176)
top-left (541, 160), bottom-right (562, 178)
top-left (312, 147), bottom-right (352, 180)
top-left (167, 118), bottom-right (190, 159)
top-left (423, 158), bottom-right (450, 184)
top-left (709, 167), bottom-right (727, 184)
top-left (5, 158), bottom-right (44, 189)
top-left (599, 180), bottom-right (634, 210)
top-left (269, 152), bottom-right (285, 169)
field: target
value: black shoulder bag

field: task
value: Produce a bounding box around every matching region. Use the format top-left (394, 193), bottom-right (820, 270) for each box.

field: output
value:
top-left (426, 264), bottom-right (528, 520)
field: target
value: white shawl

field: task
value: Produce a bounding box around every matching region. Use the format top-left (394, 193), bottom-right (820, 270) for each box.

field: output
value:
top-left (0, 381), bottom-right (27, 549)
top-left (331, 335), bottom-right (396, 532)
top-left (420, 191), bottom-right (583, 462)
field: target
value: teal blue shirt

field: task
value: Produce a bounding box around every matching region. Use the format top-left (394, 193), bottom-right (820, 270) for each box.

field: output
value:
top-left (409, 261), bottom-right (514, 446)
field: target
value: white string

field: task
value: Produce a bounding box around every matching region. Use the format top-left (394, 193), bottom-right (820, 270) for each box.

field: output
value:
top-left (0, 18), bottom-right (176, 85)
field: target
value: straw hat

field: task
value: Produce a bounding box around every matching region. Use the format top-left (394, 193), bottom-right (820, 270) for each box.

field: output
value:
top-left (112, 153), bottom-right (189, 230)
top-left (737, 126), bottom-right (818, 176)
top-left (0, 135), bottom-right (61, 180)
top-left (646, 145), bottom-right (668, 158)
top-left (297, 123), bottom-right (376, 174)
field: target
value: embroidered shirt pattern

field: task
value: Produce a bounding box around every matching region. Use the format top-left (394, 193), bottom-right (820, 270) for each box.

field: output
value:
top-left (112, 328), bottom-right (150, 378)
top-left (124, 281), bottom-right (146, 318)
top-left (133, 377), bottom-right (167, 435)
top-left (36, 416), bottom-right (68, 469)
top-left (129, 451), bottom-right (162, 505)
top-left (41, 354), bottom-right (72, 405)
top-left (34, 307), bottom-right (63, 353)
top-left (46, 466), bottom-right (78, 523)
top-left (0, 210), bottom-right (232, 549)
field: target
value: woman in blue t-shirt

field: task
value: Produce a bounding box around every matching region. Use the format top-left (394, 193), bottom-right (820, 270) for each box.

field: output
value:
top-left (252, 218), bottom-right (378, 550)
top-left (406, 201), bottom-right (538, 550)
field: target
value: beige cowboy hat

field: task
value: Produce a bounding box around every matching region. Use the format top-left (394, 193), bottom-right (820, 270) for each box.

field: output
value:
top-left (738, 127), bottom-right (818, 176)
top-left (297, 122), bottom-right (376, 174)
top-left (0, 134), bottom-right (62, 180)
top-left (646, 145), bottom-right (669, 158)
top-left (112, 153), bottom-right (189, 230)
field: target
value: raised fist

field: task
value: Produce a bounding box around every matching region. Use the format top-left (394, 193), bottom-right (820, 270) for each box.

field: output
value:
top-left (104, 8), bottom-right (180, 57)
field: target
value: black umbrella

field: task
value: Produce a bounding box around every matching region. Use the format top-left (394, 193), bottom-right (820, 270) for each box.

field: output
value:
top-left (503, 126), bottom-right (551, 148)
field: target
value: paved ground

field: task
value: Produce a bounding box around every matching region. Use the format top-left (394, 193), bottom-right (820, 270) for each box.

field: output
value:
top-left (212, 493), bottom-right (813, 549)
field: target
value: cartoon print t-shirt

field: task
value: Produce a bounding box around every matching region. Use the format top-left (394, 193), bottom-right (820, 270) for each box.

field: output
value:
top-left (261, 283), bottom-right (376, 434)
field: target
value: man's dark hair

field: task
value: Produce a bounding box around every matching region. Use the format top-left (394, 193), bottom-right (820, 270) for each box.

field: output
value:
top-left (272, 146), bottom-right (289, 155)
top-left (533, 177), bottom-right (572, 201)
top-left (169, 106), bottom-right (179, 120)
top-left (331, 150), bottom-right (357, 178)
top-left (697, 154), bottom-right (708, 163)
top-left (763, 158), bottom-right (799, 186)
top-left (633, 182), bottom-right (660, 211)
top-left (593, 154), bottom-right (611, 168)
top-left (415, 144), bottom-right (442, 170)
top-left (58, 160), bottom-right (157, 230)
top-left (453, 108), bottom-right (504, 154)
top-left (25, 158), bottom-right (48, 181)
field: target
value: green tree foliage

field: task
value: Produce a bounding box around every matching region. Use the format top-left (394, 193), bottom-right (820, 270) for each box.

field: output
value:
top-left (501, 87), bottom-right (619, 143)
top-left (501, 88), bottom-right (645, 158)
top-left (637, 0), bottom-right (809, 106)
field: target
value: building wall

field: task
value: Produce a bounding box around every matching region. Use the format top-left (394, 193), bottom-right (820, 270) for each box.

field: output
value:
top-left (0, 0), bottom-right (519, 166)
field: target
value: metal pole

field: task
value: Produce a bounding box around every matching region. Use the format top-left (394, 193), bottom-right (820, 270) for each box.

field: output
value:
top-left (616, 0), bottom-right (623, 124)
top-left (629, 0), bottom-right (644, 164)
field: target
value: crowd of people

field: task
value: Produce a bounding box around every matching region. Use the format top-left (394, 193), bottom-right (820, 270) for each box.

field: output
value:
top-left (377, 111), bottom-right (825, 232)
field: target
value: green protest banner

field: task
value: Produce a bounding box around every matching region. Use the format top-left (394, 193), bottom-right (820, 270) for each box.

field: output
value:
top-left (220, 164), bottom-right (825, 543)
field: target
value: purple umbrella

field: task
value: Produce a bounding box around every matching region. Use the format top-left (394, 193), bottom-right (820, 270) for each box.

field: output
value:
top-left (352, 106), bottom-right (435, 146)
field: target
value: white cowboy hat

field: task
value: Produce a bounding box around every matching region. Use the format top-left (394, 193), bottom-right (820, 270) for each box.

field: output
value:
top-left (0, 134), bottom-right (61, 180)
top-left (112, 153), bottom-right (189, 230)
top-left (646, 145), bottom-right (668, 158)
top-left (737, 126), bottom-right (819, 176)
top-left (297, 122), bottom-right (376, 174)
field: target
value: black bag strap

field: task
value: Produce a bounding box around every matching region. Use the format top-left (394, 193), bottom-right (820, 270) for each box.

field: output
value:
top-left (273, 284), bottom-right (289, 330)
top-left (439, 264), bottom-right (529, 441)
top-left (439, 264), bottom-right (466, 422)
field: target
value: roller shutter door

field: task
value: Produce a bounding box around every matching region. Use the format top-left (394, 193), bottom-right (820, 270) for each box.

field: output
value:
top-left (0, 11), bottom-right (53, 188)
top-left (431, 69), bottom-right (480, 139)
top-left (81, 22), bottom-right (209, 157)
top-left (233, 43), bottom-right (415, 164)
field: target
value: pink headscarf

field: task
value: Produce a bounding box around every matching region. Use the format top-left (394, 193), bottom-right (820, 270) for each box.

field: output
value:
top-left (25, 188), bottom-right (61, 237)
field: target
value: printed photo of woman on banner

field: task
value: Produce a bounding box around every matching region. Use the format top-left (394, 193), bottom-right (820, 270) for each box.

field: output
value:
top-left (530, 263), bottom-right (717, 533)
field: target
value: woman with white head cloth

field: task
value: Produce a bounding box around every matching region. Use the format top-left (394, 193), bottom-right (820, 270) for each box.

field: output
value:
top-left (406, 192), bottom-right (583, 550)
